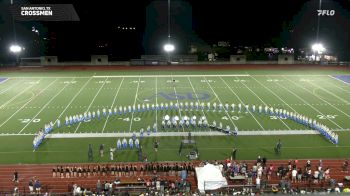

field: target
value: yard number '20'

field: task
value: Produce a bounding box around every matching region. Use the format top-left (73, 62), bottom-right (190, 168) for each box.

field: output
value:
top-left (316, 115), bottom-right (337, 119)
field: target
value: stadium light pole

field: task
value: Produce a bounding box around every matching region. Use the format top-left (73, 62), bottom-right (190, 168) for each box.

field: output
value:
top-left (313, 0), bottom-right (322, 64)
top-left (163, 0), bottom-right (175, 64)
top-left (9, 44), bottom-right (23, 65)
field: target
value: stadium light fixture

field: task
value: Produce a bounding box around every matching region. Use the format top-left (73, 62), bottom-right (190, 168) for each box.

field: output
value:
top-left (311, 43), bottom-right (325, 54)
top-left (9, 44), bottom-right (23, 53)
top-left (163, 43), bottom-right (175, 52)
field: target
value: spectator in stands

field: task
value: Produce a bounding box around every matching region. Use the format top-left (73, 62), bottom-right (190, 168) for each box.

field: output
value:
top-left (28, 178), bottom-right (34, 194)
top-left (34, 179), bottom-right (41, 194)
top-left (96, 180), bottom-right (101, 194)
top-left (342, 160), bottom-right (348, 172)
top-left (12, 170), bottom-right (18, 183)
top-left (256, 176), bottom-right (261, 190)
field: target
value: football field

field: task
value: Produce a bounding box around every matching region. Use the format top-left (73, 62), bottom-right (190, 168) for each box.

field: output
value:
top-left (0, 68), bottom-right (350, 164)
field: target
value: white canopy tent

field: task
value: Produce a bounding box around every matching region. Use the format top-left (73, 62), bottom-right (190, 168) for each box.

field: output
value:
top-left (195, 163), bottom-right (228, 193)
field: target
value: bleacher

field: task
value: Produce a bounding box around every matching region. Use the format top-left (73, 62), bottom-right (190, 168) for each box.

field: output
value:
top-left (0, 159), bottom-right (348, 195)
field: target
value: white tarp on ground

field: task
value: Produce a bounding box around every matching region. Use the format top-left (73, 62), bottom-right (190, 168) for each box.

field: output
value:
top-left (195, 163), bottom-right (228, 193)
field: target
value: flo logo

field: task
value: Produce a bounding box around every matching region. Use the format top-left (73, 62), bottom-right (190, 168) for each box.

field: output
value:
top-left (317, 10), bottom-right (335, 16)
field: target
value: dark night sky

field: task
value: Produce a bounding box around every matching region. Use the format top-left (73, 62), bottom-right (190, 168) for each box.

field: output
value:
top-left (1, 0), bottom-right (350, 60)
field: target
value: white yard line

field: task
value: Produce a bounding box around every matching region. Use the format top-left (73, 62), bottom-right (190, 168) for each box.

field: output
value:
top-left (102, 77), bottom-right (125, 133)
top-left (235, 76), bottom-right (291, 130)
top-left (0, 80), bottom-right (40, 109)
top-left (0, 79), bottom-right (58, 129)
top-left (250, 76), bottom-right (298, 113)
top-left (187, 77), bottom-right (209, 129)
top-left (203, 76), bottom-right (237, 127)
top-left (54, 77), bottom-right (93, 125)
top-left (275, 77), bottom-right (344, 129)
top-left (170, 74), bottom-right (184, 131)
top-left (219, 76), bottom-right (265, 130)
top-left (128, 76), bottom-right (141, 132)
top-left (284, 77), bottom-right (350, 119)
top-left (0, 79), bottom-right (21, 95)
top-left (74, 77), bottom-right (109, 133)
top-left (155, 76), bottom-right (158, 131)
top-left (18, 78), bottom-right (74, 134)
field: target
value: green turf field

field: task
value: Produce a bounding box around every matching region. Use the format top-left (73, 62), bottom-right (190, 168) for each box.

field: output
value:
top-left (0, 68), bottom-right (350, 164)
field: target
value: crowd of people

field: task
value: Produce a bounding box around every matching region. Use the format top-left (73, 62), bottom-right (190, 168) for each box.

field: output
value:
top-left (216, 156), bottom-right (348, 195)
top-left (52, 162), bottom-right (196, 179)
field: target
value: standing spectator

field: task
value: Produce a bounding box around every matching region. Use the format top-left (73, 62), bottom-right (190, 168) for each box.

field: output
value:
top-left (256, 176), bottom-right (261, 190)
top-left (28, 178), bottom-right (34, 194)
top-left (292, 168), bottom-right (297, 183)
top-left (247, 169), bottom-right (253, 185)
top-left (154, 140), bottom-right (159, 152)
top-left (96, 180), bottom-right (101, 195)
top-left (231, 148), bottom-right (237, 160)
top-left (110, 147), bottom-right (116, 161)
top-left (34, 179), bottom-right (41, 195)
top-left (88, 144), bottom-right (93, 161)
top-left (99, 144), bottom-right (104, 157)
top-left (342, 160), bottom-right (349, 172)
top-left (12, 170), bottom-right (18, 183)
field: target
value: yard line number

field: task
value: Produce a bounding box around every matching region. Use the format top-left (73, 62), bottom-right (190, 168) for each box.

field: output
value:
top-left (316, 114), bottom-right (337, 119)
top-left (221, 116), bottom-right (241, 121)
top-left (19, 118), bottom-right (41, 123)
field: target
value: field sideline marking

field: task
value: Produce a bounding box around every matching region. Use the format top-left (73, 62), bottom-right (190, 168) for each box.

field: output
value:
top-left (276, 77), bottom-right (344, 129)
top-left (326, 75), bottom-right (350, 94)
top-left (7, 74), bottom-right (348, 79)
top-left (328, 75), bottom-right (350, 86)
top-left (0, 79), bottom-right (58, 129)
top-left (285, 77), bottom-right (350, 119)
top-left (170, 74), bottom-right (184, 132)
top-left (18, 78), bottom-right (74, 134)
top-left (74, 77), bottom-right (109, 133)
top-left (102, 77), bottom-right (125, 133)
top-left (187, 77), bottom-right (209, 130)
top-left (1, 128), bottom-right (350, 137)
top-left (219, 76), bottom-right (265, 130)
top-left (0, 79), bottom-right (22, 95)
top-left (203, 76), bottom-right (238, 128)
top-left (0, 78), bottom-right (9, 84)
top-left (93, 74), bottom-right (250, 78)
top-left (128, 76), bottom-right (141, 132)
top-left (235, 76), bottom-right (292, 130)
top-left (53, 77), bottom-right (93, 127)
top-left (2, 144), bottom-right (350, 154)
top-left (0, 80), bottom-right (40, 110)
